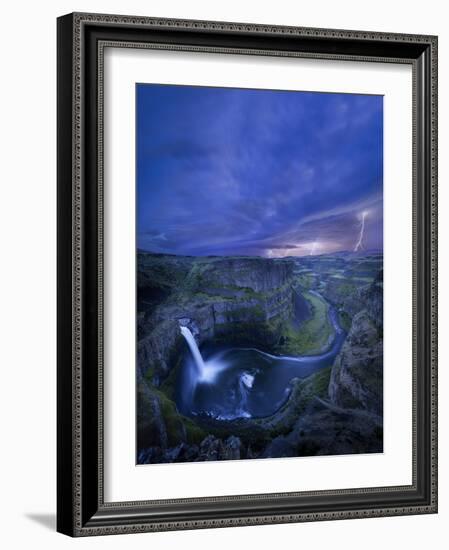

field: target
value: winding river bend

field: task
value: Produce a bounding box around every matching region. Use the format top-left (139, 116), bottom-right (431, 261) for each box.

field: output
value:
top-left (176, 294), bottom-right (346, 420)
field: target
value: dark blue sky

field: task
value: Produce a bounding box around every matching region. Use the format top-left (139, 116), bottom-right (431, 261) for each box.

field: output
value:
top-left (137, 84), bottom-right (383, 257)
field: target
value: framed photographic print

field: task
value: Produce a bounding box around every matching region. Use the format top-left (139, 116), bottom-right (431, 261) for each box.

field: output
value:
top-left (57, 12), bottom-right (438, 536)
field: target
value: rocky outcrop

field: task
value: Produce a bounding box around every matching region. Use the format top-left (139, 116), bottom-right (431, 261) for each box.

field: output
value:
top-left (198, 435), bottom-right (243, 461)
top-left (138, 435), bottom-right (244, 464)
top-left (137, 319), bottom-right (184, 384)
top-left (328, 275), bottom-right (383, 415)
top-left (360, 269), bottom-right (383, 329)
top-left (320, 270), bottom-right (382, 317)
top-left (188, 257), bottom-right (294, 294)
top-left (261, 403), bottom-right (382, 458)
top-left (322, 278), bottom-right (364, 316)
top-left (137, 381), bottom-right (169, 451)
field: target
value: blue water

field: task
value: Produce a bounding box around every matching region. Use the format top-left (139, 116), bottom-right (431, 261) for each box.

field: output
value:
top-left (176, 297), bottom-right (346, 420)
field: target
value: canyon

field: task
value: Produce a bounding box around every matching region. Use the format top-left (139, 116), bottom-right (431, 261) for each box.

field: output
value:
top-left (136, 250), bottom-right (383, 463)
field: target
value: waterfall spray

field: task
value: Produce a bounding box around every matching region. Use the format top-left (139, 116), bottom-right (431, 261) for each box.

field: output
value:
top-left (234, 373), bottom-right (254, 418)
top-left (179, 324), bottom-right (228, 415)
top-left (179, 325), bottom-right (225, 384)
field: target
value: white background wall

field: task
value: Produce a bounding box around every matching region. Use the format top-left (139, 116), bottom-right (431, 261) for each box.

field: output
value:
top-left (0, 0), bottom-right (446, 548)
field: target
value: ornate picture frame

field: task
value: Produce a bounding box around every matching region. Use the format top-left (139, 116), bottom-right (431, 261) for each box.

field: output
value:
top-left (57, 12), bottom-right (438, 536)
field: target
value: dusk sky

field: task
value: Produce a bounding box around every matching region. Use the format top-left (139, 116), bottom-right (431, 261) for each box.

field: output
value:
top-left (136, 84), bottom-right (383, 257)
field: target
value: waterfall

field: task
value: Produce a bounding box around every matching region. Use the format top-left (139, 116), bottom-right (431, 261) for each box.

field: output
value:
top-left (179, 325), bottom-right (226, 386)
top-left (180, 325), bottom-right (206, 374)
top-left (179, 325), bottom-right (258, 419)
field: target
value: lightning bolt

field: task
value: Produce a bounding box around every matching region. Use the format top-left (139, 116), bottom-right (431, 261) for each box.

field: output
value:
top-left (354, 211), bottom-right (368, 252)
top-left (309, 240), bottom-right (319, 256)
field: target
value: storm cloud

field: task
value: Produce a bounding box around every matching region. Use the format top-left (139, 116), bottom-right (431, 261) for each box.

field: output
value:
top-left (137, 84), bottom-right (383, 257)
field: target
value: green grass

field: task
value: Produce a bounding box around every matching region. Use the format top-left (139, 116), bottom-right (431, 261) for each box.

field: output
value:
top-left (138, 254), bottom-right (191, 289)
top-left (154, 387), bottom-right (207, 446)
top-left (159, 358), bottom-right (181, 400)
top-left (330, 273), bottom-right (346, 280)
top-left (328, 280), bottom-right (357, 299)
top-left (308, 366), bottom-right (332, 396)
top-left (338, 310), bottom-right (352, 333)
top-left (295, 273), bottom-right (315, 289)
top-left (351, 276), bottom-right (375, 283)
top-left (260, 366), bottom-right (333, 438)
top-left (144, 365), bottom-right (156, 384)
top-left (278, 291), bottom-right (334, 355)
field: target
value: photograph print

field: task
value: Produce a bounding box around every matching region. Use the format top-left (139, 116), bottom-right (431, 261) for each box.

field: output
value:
top-left (136, 84), bottom-right (384, 465)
